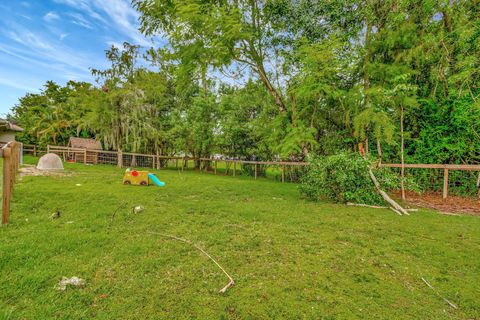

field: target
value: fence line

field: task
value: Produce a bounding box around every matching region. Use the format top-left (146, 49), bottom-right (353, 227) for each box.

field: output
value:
top-left (379, 163), bottom-right (480, 199)
top-left (45, 145), bottom-right (307, 183)
top-left (2, 141), bottom-right (20, 225)
top-left (380, 163), bottom-right (480, 171)
top-left (22, 144), bottom-right (480, 199)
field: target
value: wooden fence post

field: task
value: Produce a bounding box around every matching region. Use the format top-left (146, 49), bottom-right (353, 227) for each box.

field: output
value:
top-left (131, 154), bottom-right (136, 167)
top-left (477, 172), bottom-right (480, 198)
top-left (214, 160), bottom-right (217, 175)
top-left (47, 145), bottom-right (50, 154)
top-left (443, 168), bottom-right (449, 199)
top-left (2, 147), bottom-right (12, 225)
top-left (254, 163), bottom-right (257, 179)
top-left (117, 150), bottom-right (123, 168)
top-left (13, 143), bottom-right (19, 185)
top-left (152, 155), bottom-right (155, 169)
top-left (282, 165), bottom-right (285, 183)
top-left (233, 161), bottom-right (236, 176)
top-left (83, 149), bottom-right (87, 164)
top-left (33, 145), bottom-right (37, 157)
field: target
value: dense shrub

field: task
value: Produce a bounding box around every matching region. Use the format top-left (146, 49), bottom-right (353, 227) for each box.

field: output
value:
top-left (300, 153), bottom-right (402, 205)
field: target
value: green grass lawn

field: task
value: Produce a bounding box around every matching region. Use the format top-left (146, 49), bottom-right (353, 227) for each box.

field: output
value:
top-left (1, 157), bottom-right (479, 319)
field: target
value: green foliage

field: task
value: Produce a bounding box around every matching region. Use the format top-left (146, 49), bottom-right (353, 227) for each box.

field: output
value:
top-left (353, 108), bottom-right (395, 144)
top-left (12, 81), bottom-right (95, 146)
top-left (300, 153), bottom-right (400, 205)
top-left (9, 0), bottom-right (480, 196)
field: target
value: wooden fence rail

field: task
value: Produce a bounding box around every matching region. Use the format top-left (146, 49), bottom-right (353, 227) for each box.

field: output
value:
top-left (46, 145), bottom-right (308, 183)
top-left (2, 141), bottom-right (20, 225)
top-left (22, 145), bottom-right (480, 199)
top-left (379, 163), bottom-right (480, 199)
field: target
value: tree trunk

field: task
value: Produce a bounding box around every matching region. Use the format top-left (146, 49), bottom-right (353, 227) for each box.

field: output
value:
top-left (400, 105), bottom-right (406, 201)
top-left (255, 61), bottom-right (287, 113)
top-left (201, 65), bottom-right (207, 97)
top-left (363, 20), bottom-right (372, 94)
top-left (363, 18), bottom-right (372, 154)
top-left (365, 136), bottom-right (369, 155)
top-left (377, 139), bottom-right (382, 165)
top-left (368, 166), bottom-right (408, 215)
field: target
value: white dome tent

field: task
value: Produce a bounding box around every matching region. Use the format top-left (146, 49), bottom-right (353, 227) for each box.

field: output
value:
top-left (36, 153), bottom-right (64, 171)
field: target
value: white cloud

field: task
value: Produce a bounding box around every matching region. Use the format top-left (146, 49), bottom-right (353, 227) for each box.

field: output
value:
top-left (6, 29), bottom-right (52, 50)
top-left (106, 40), bottom-right (124, 49)
top-left (1, 23), bottom-right (97, 75)
top-left (43, 11), bottom-right (60, 22)
top-left (54, 0), bottom-right (152, 47)
top-left (60, 33), bottom-right (69, 41)
top-left (53, 0), bottom-right (106, 24)
top-left (19, 14), bottom-right (32, 21)
top-left (90, 0), bottom-right (152, 46)
top-left (68, 12), bottom-right (93, 29)
top-left (0, 77), bottom-right (38, 92)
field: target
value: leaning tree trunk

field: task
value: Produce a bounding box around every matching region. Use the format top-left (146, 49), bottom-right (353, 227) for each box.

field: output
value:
top-left (368, 167), bottom-right (409, 215)
top-left (377, 139), bottom-right (382, 165)
top-left (400, 105), bottom-right (406, 201)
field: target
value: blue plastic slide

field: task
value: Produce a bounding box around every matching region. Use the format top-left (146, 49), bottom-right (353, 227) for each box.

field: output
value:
top-left (148, 173), bottom-right (166, 187)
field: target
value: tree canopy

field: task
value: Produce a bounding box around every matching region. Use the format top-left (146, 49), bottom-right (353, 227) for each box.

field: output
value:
top-left (11, 0), bottom-right (480, 165)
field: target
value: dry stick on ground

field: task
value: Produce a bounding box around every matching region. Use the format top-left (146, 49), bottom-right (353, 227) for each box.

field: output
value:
top-left (148, 232), bottom-right (234, 293)
top-left (347, 203), bottom-right (419, 212)
top-left (347, 202), bottom-right (388, 209)
top-left (390, 207), bottom-right (403, 216)
top-left (111, 202), bottom-right (128, 222)
top-left (421, 277), bottom-right (458, 309)
top-left (368, 166), bottom-right (409, 215)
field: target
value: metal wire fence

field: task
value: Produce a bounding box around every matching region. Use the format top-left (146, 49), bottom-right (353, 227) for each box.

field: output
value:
top-left (45, 145), bottom-right (308, 183)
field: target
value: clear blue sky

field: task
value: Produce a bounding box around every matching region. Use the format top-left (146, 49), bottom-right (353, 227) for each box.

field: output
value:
top-left (0, 0), bottom-right (160, 116)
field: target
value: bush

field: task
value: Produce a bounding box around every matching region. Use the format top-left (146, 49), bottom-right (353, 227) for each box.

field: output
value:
top-left (300, 153), bottom-right (402, 205)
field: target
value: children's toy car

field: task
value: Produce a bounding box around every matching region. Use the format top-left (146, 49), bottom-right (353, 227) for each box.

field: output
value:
top-left (123, 169), bottom-right (149, 186)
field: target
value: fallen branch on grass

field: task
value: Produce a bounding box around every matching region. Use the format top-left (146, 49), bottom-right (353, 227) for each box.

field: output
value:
top-left (346, 203), bottom-right (417, 215)
top-left (368, 167), bottom-right (409, 215)
top-left (148, 231), bottom-right (234, 293)
top-left (389, 207), bottom-right (403, 215)
top-left (347, 203), bottom-right (388, 209)
top-left (421, 277), bottom-right (458, 309)
top-left (110, 202), bottom-right (128, 222)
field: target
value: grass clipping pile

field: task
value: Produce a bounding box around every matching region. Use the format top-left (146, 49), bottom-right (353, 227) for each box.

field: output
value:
top-left (300, 153), bottom-right (409, 215)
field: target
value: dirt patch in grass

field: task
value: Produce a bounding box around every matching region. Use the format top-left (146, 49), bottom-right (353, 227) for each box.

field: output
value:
top-left (394, 191), bottom-right (480, 216)
top-left (19, 165), bottom-right (71, 177)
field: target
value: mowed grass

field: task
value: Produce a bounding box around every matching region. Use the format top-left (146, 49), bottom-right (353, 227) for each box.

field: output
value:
top-left (1, 157), bottom-right (479, 319)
